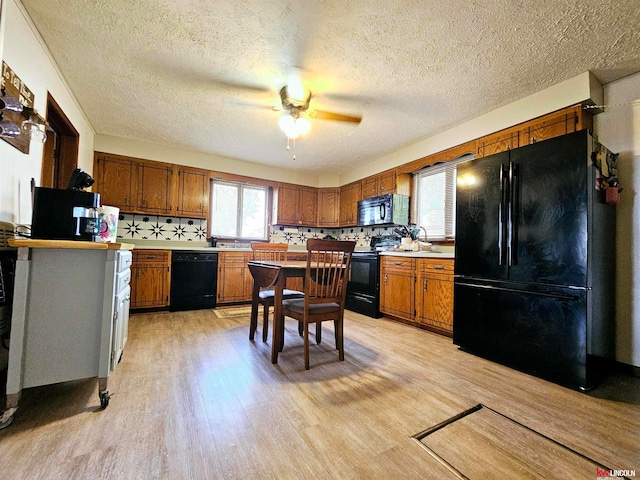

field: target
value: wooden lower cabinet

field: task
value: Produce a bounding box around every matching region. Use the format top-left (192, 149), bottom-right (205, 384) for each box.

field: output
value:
top-left (379, 256), bottom-right (416, 321)
top-left (416, 258), bottom-right (454, 335)
top-left (217, 252), bottom-right (253, 304)
top-left (131, 250), bottom-right (171, 309)
top-left (380, 255), bottom-right (454, 336)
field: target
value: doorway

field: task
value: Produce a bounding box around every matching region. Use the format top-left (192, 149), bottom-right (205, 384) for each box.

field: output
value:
top-left (41, 93), bottom-right (79, 189)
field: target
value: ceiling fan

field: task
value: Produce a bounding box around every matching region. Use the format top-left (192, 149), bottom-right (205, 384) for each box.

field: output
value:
top-left (276, 81), bottom-right (362, 140)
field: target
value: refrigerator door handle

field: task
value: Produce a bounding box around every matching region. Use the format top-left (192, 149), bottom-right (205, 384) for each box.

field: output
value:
top-left (508, 162), bottom-right (519, 266)
top-left (498, 163), bottom-right (509, 266)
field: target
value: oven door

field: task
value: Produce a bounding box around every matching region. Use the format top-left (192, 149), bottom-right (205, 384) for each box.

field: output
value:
top-left (348, 253), bottom-right (379, 296)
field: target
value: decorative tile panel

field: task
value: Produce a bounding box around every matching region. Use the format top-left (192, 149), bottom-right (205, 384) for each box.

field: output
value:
top-left (117, 214), bottom-right (207, 241)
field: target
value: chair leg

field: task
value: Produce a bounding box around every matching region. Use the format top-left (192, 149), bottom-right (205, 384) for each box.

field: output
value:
top-left (316, 322), bottom-right (321, 344)
top-left (249, 294), bottom-right (259, 341)
top-left (336, 319), bottom-right (344, 361)
top-left (262, 303), bottom-right (269, 343)
top-left (334, 319), bottom-right (338, 348)
top-left (298, 321), bottom-right (303, 336)
top-left (303, 321), bottom-right (310, 370)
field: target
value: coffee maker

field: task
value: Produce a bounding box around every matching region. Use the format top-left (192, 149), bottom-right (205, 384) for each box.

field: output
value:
top-left (31, 168), bottom-right (102, 241)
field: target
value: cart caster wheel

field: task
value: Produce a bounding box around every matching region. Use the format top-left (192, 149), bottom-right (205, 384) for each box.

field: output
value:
top-left (0, 412), bottom-right (15, 430)
top-left (99, 391), bottom-right (110, 409)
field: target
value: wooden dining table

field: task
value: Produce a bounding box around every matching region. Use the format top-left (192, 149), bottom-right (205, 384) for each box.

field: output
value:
top-left (247, 259), bottom-right (308, 364)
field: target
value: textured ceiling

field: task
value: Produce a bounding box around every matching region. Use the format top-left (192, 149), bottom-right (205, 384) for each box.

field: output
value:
top-left (20, 0), bottom-right (640, 175)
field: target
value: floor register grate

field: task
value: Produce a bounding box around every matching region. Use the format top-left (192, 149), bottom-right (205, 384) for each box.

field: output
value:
top-left (411, 403), bottom-right (630, 480)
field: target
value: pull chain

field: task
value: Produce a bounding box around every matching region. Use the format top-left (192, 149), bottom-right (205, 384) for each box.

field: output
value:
top-left (285, 136), bottom-right (297, 160)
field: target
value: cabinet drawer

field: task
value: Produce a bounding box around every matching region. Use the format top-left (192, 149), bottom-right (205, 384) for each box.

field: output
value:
top-left (116, 268), bottom-right (131, 293)
top-left (219, 252), bottom-right (251, 263)
top-left (382, 257), bottom-right (415, 272)
top-left (419, 258), bottom-right (454, 274)
top-left (133, 250), bottom-right (170, 264)
top-left (117, 250), bottom-right (133, 272)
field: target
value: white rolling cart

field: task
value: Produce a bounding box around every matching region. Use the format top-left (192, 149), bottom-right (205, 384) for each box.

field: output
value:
top-left (0, 239), bottom-right (133, 428)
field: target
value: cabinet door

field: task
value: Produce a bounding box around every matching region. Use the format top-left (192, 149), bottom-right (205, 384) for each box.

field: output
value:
top-left (520, 109), bottom-right (577, 146)
top-left (418, 274), bottom-right (454, 333)
top-left (176, 167), bottom-right (209, 218)
top-left (476, 129), bottom-right (520, 158)
top-left (339, 181), bottom-right (362, 226)
top-left (217, 253), bottom-right (252, 303)
top-left (218, 263), bottom-right (247, 303)
top-left (94, 153), bottom-right (137, 212)
top-left (274, 184), bottom-right (300, 226)
top-left (380, 258), bottom-right (415, 320)
top-left (137, 162), bottom-right (174, 215)
top-left (361, 176), bottom-right (379, 199)
top-left (131, 263), bottom-right (170, 308)
top-left (378, 171), bottom-right (396, 195)
top-left (318, 188), bottom-right (340, 227)
top-left (300, 187), bottom-right (318, 226)
top-left (130, 251), bottom-right (171, 308)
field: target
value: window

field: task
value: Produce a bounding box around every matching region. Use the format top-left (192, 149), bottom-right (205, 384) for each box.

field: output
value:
top-left (210, 179), bottom-right (269, 240)
top-left (413, 155), bottom-right (473, 241)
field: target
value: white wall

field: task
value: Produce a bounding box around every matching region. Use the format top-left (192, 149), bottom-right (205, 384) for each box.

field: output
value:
top-left (0, 0), bottom-right (94, 224)
top-left (594, 72), bottom-right (640, 367)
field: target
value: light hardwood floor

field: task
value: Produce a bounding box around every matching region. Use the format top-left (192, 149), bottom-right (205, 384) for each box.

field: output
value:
top-left (1, 309), bottom-right (638, 479)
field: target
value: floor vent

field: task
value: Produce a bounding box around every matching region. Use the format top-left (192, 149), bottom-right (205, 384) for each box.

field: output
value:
top-left (412, 404), bottom-right (623, 479)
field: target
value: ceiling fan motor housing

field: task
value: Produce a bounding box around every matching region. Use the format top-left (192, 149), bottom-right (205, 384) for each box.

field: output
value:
top-left (280, 85), bottom-right (311, 114)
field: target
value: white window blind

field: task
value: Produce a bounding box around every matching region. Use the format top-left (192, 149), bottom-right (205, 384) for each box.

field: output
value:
top-left (210, 179), bottom-right (268, 240)
top-left (413, 154), bottom-right (474, 241)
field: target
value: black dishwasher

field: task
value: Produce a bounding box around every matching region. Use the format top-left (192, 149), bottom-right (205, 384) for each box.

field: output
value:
top-left (170, 251), bottom-right (218, 311)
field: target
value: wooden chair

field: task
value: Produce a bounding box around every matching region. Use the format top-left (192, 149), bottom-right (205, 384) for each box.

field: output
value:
top-left (249, 242), bottom-right (303, 342)
top-left (280, 239), bottom-right (356, 369)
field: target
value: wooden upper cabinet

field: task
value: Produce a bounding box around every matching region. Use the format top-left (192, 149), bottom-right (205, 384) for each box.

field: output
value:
top-left (339, 181), bottom-right (362, 227)
top-left (378, 171), bottom-right (396, 195)
top-left (318, 188), bottom-right (340, 227)
top-left (300, 187), bottom-right (318, 226)
top-left (361, 176), bottom-right (379, 199)
top-left (273, 184), bottom-right (301, 226)
top-left (362, 171), bottom-right (411, 199)
top-left (136, 161), bottom-right (174, 215)
top-left (273, 184), bottom-right (318, 226)
top-left (519, 107), bottom-right (581, 146)
top-left (94, 152), bottom-right (210, 218)
top-left (94, 153), bottom-right (137, 211)
top-left (176, 166), bottom-right (209, 219)
top-left (476, 128), bottom-right (520, 158)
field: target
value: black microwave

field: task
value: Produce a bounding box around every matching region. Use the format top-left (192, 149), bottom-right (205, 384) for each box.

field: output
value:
top-left (357, 194), bottom-right (409, 226)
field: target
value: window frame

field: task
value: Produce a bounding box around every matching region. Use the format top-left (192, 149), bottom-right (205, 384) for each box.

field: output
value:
top-left (413, 154), bottom-right (474, 242)
top-left (209, 179), bottom-right (270, 241)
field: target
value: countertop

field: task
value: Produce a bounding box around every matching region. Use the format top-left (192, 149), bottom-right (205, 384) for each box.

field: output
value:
top-left (379, 250), bottom-right (454, 259)
top-left (9, 238), bottom-right (135, 250)
top-left (120, 240), bottom-right (455, 258)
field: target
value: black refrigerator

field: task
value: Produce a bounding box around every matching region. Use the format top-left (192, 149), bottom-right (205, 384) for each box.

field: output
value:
top-left (453, 130), bottom-right (616, 391)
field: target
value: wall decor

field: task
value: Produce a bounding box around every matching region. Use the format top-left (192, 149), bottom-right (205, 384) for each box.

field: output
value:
top-left (1, 61), bottom-right (35, 153)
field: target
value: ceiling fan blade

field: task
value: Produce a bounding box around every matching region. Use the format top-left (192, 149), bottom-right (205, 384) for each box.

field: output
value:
top-left (310, 110), bottom-right (362, 124)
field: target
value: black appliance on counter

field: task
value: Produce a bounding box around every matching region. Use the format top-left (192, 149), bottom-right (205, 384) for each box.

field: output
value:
top-left (453, 130), bottom-right (616, 391)
top-left (31, 187), bottom-right (101, 241)
top-left (170, 251), bottom-right (218, 311)
top-left (357, 194), bottom-right (409, 226)
top-left (345, 235), bottom-right (400, 318)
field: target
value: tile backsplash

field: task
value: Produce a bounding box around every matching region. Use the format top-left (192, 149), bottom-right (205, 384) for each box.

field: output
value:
top-left (117, 214), bottom-right (207, 241)
top-left (117, 214), bottom-right (403, 247)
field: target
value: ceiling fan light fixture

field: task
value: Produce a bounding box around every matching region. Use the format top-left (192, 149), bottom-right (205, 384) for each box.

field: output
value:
top-left (278, 112), bottom-right (310, 139)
